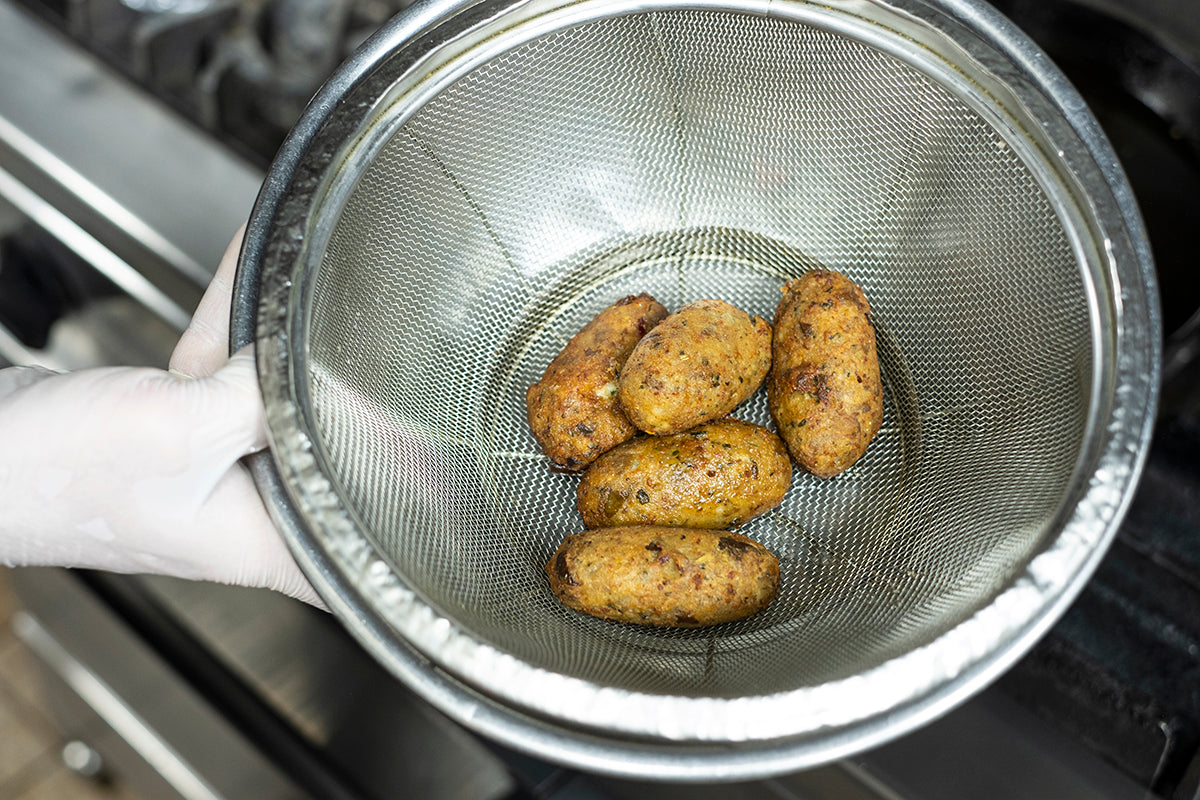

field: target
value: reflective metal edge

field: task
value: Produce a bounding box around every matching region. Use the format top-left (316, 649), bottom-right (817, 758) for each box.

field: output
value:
top-left (134, 574), bottom-right (521, 800)
top-left (13, 611), bottom-right (225, 800)
top-left (7, 567), bottom-right (311, 800)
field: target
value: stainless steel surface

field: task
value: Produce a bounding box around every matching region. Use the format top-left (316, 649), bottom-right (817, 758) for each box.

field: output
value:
top-left (0, 0), bottom-right (262, 329)
top-left (0, 4), bottom-right (515, 797)
top-left (136, 575), bottom-right (520, 800)
top-left (14, 615), bottom-right (225, 800)
top-left (8, 568), bottom-right (309, 800)
top-left (595, 688), bottom-right (1152, 799)
top-left (0, 0), bottom-right (249, 373)
top-left (846, 689), bottom-right (1152, 800)
top-left (236, 0), bottom-right (1160, 779)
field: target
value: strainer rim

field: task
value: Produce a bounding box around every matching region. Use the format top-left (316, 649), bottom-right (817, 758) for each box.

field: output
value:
top-left (234, 0), bottom-right (1161, 779)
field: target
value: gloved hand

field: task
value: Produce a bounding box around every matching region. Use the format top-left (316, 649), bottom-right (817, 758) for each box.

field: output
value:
top-left (0, 228), bottom-right (322, 607)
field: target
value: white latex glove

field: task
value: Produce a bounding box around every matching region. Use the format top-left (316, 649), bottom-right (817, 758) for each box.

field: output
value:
top-left (0, 228), bottom-right (322, 607)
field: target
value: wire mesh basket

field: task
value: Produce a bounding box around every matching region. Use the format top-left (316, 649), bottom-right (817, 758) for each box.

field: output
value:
top-left (233, 0), bottom-right (1160, 779)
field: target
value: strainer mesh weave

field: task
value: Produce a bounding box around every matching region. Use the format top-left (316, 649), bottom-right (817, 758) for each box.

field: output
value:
top-left (304, 9), bottom-right (1091, 698)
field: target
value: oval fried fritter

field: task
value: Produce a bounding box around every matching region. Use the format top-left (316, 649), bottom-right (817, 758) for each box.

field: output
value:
top-left (618, 299), bottom-right (772, 435)
top-left (768, 269), bottom-right (883, 478)
top-left (526, 294), bottom-right (669, 470)
top-left (576, 418), bottom-right (791, 530)
top-left (545, 526), bottom-right (779, 627)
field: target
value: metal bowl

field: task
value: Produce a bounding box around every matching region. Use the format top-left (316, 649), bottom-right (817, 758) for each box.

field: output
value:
top-left (232, 0), bottom-right (1160, 780)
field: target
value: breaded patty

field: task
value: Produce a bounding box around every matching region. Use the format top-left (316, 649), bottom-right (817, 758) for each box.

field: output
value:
top-left (576, 418), bottom-right (791, 530)
top-left (768, 269), bottom-right (883, 478)
top-left (546, 526), bottom-right (779, 627)
top-left (618, 299), bottom-right (772, 435)
top-left (526, 294), bottom-right (669, 470)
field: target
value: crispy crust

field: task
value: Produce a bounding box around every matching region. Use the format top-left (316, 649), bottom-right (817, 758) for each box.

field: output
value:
top-left (768, 269), bottom-right (883, 478)
top-left (526, 294), bottom-right (669, 470)
top-left (576, 418), bottom-right (792, 530)
top-left (618, 299), bottom-right (772, 435)
top-left (545, 526), bottom-right (779, 627)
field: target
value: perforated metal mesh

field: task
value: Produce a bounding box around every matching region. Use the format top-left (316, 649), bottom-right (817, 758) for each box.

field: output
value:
top-left (304, 9), bottom-right (1091, 699)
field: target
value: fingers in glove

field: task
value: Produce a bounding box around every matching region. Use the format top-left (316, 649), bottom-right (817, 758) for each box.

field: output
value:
top-left (0, 364), bottom-right (58, 400)
top-left (170, 224), bottom-right (246, 379)
top-left (0, 358), bottom-right (320, 606)
top-left (184, 345), bottom-right (267, 455)
top-left (129, 349), bottom-right (267, 518)
top-left (196, 463), bottom-right (326, 609)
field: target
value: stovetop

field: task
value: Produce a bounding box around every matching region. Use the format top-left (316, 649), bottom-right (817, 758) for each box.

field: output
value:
top-left (8, 0), bottom-right (416, 170)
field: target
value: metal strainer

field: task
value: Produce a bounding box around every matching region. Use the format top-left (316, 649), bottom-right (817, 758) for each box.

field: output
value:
top-left (232, 0), bottom-right (1160, 780)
